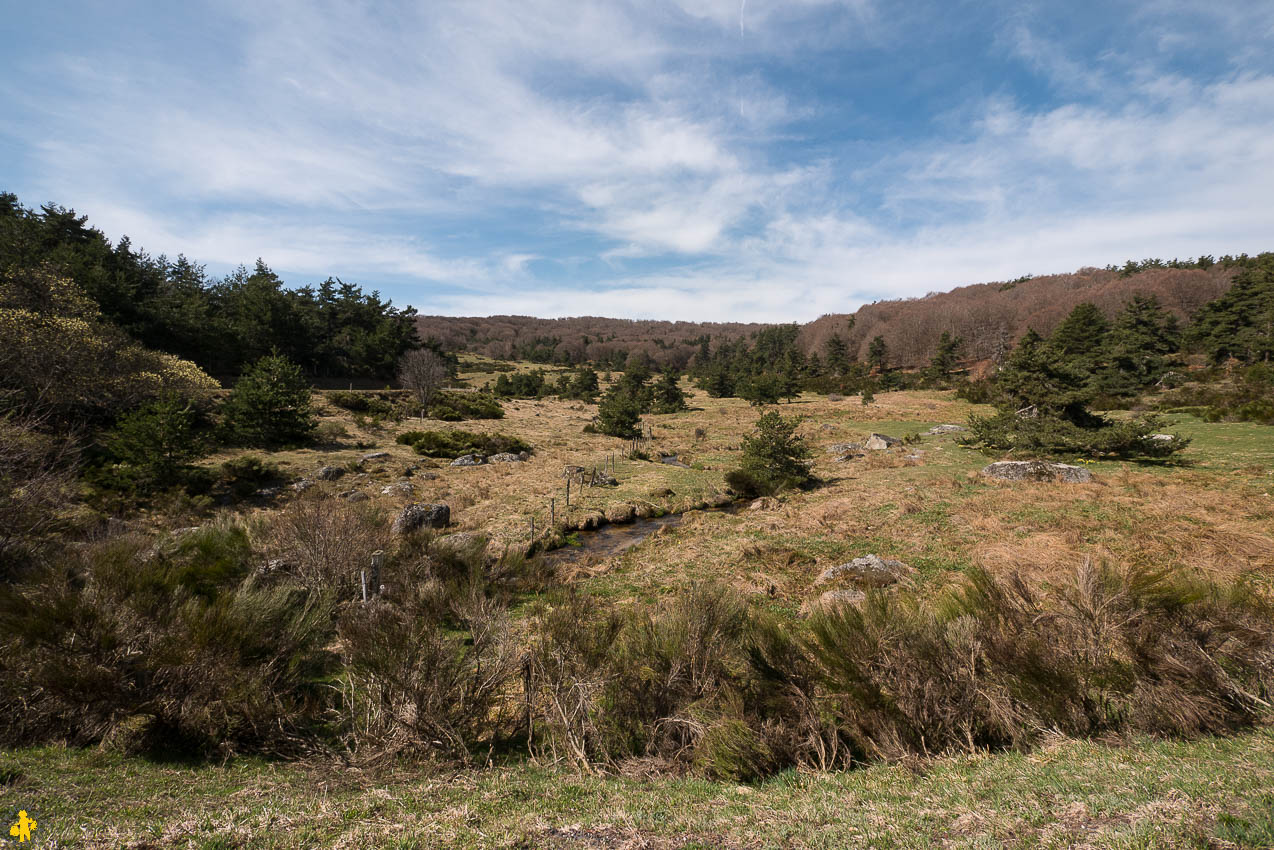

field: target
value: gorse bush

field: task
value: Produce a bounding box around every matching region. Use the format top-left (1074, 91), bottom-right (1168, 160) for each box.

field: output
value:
top-left (395, 428), bottom-right (530, 458)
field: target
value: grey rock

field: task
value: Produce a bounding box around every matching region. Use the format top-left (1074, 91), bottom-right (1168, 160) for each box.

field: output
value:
top-left (518, 450), bottom-right (531, 461)
top-left (487, 452), bottom-right (524, 463)
top-left (749, 497), bottom-right (779, 511)
top-left (392, 502), bottom-right (451, 534)
top-left (361, 451), bottom-right (390, 461)
top-left (291, 478), bottom-right (314, 492)
top-left (826, 442), bottom-right (861, 455)
top-left (816, 554), bottom-right (910, 588)
top-left (594, 472), bottom-right (619, 487)
top-left (381, 481), bottom-right (414, 496)
top-left (317, 465), bottom-right (345, 481)
top-left (1149, 433), bottom-right (1177, 442)
top-left (927, 424), bottom-right (966, 434)
top-left (864, 433), bottom-right (901, 451)
top-left (981, 460), bottom-right (1093, 483)
top-left (451, 454), bottom-right (485, 467)
top-left (254, 486), bottom-right (280, 498)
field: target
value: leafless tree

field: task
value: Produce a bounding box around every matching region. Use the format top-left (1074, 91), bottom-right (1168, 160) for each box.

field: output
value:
top-left (398, 348), bottom-right (451, 416)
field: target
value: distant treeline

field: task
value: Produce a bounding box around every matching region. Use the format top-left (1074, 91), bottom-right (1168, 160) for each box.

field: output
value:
top-left (415, 314), bottom-right (769, 371)
top-left (1, 193), bottom-right (419, 380)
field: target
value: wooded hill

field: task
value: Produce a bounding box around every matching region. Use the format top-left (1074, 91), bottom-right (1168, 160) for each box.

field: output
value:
top-left (419, 259), bottom-right (1263, 371)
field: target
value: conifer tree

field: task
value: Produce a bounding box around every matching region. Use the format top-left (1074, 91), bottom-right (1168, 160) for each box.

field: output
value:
top-left (222, 352), bottom-right (316, 447)
top-left (1097, 295), bottom-right (1180, 396)
top-left (650, 369), bottom-right (688, 414)
top-left (868, 336), bottom-right (889, 372)
top-left (1189, 255), bottom-right (1274, 364)
top-left (1048, 302), bottom-right (1109, 376)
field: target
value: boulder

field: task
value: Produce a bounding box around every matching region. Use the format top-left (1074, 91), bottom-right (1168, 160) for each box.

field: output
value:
top-left (748, 497), bottom-right (779, 512)
top-left (392, 502), bottom-right (450, 534)
top-left (705, 492), bottom-right (735, 509)
top-left (864, 433), bottom-right (901, 451)
top-left (488, 452), bottom-right (524, 463)
top-left (381, 481), bottom-right (414, 496)
top-left (593, 472), bottom-right (619, 487)
top-left (518, 450), bottom-right (531, 461)
top-left (317, 465), bottom-right (345, 481)
top-left (361, 451), bottom-right (390, 462)
top-left (451, 454), bottom-right (485, 467)
top-left (981, 460), bottom-right (1093, 484)
top-left (816, 554), bottom-right (910, 588)
top-left (343, 491), bottom-right (370, 503)
top-left (1149, 433), bottom-right (1177, 442)
top-left (291, 478), bottom-right (314, 492)
top-left (927, 424), bottom-right (966, 435)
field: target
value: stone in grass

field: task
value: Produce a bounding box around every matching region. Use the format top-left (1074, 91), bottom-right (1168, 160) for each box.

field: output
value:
top-left (487, 452), bottom-right (524, 463)
top-left (361, 451), bottom-right (391, 462)
top-left (864, 433), bottom-right (902, 451)
top-left (317, 465), bottom-right (346, 481)
top-left (451, 454), bottom-right (485, 467)
top-left (392, 502), bottom-right (450, 534)
top-left (981, 460), bottom-right (1093, 484)
top-left (291, 478), bottom-right (314, 492)
top-left (815, 554), bottom-right (911, 588)
top-left (381, 481), bottom-right (414, 496)
top-left (927, 424), bottom-right (966, 435)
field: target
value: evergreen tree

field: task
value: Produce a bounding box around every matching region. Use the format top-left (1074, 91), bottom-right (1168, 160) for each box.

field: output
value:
top-left (103, 394), bottom-right (205, 489)
top-left (1048, 302), bottom-right (1109, 377)
top-left (868, 336), bottom-right (889, 372)
top-left (727, 410), bottom-right (813, 496)
top-left (824, 334), bottom-right (850, 377)
top-left (1097, 295), bottom-right (1181, 397)
top-left (996, 329), bottom-right (1093, 423)
top-left (1189, 255), bottom-right (1274, 364)
top-left (738, 372), bottom-right (784, 406)
top-left (650, 369), bottom-right (688, 414)
top-left (221, 352), bottom-right (316, 447)
top-left (924, 331), bottom-right (963, 386)
top-left (596, 382), bottom-right (643, 438)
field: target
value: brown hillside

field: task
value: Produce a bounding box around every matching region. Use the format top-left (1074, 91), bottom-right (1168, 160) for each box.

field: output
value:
top-left (415, 314), bottom-right (771, 368)
top-left (800, 265), bottom-right (1239, 368)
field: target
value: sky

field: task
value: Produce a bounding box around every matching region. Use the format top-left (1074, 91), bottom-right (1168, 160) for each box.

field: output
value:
top-left (3, 1), bottom-right (1273, 322)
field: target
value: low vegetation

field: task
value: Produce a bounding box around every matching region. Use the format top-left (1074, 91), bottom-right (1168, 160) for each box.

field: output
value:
top-left (395, 428), bottom-right (531, 459)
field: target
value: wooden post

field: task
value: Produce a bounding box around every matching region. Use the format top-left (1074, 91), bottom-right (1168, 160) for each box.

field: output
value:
top-left (360, 570), bottom-right (367, 602)
top-left (565, 476), bottom-right (570, 506)
top-left (370, 550), bottom-right (384, 595)
top-left (550, 497), bottom-right (555, 526)
top-left (530, 516), bottom-right (535, 539)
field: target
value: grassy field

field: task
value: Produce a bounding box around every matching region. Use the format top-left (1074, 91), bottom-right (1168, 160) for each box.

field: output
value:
top-left (4, 729), bottom-right (1274, 848)
top-left (16, 375), bottom-right (1274, 848)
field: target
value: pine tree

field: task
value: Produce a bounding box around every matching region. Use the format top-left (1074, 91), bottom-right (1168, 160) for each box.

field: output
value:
top-left (596, 382), bottom-right (643, 438)
top-left (104, 394), bottom-right (205, 488)
top-left (824, 333), bottom-right (850, 377)
top-left (1097, 295), bottom-right (1181, 397)
top-left (924, 331), bottom-right (963, 386)
top-left (1189, 255), bottom-right (1274, 364)
top-left (1048, 302), bottom-right (1109, 377)
top-left (650, 369), bottom-right (688, 413)
top-left (868, 335), bottom-right (889, 372)
top-left (222, 352), bottom-right (316, 447)
top-left (996, 329), bottom-right (1093, 422)
top-left (728, 410), bottom-right (813, 495)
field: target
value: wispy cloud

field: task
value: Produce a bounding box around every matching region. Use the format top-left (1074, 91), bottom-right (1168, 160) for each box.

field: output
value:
top-left (2, 0), bottom-right (1272, 321)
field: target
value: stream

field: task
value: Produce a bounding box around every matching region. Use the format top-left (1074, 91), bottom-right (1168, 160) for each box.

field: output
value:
top-left (544, 501), bottom-right (741, 568)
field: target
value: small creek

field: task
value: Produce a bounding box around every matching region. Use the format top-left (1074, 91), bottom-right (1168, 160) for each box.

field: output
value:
top-left (544, 501), bottom-right (742, 568)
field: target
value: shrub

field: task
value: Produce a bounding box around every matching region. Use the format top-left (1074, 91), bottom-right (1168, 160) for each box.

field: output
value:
top-left (596, 383), bottom-right (644, 439)
top-left (428, 391), bottom-right (504, 421)
top-left (99, 394), bottom-right (207, 491)
top-left (314, 420), bottom-right (350, 445)
top-left (266, 495), bottom-right (388, 595)
top-left (395, 428), bottom-right (530, 458)
top-left (218, 454), bottom-right (283, 497)
top-left (728, 411), bottom-right (813, 496)
top-left (326, 390), bottom-right (400, 418)
top-left (965, 410), bottom-right (1190, 458)
top-left (0, 416), bottom-right (77, 574)
top-left (222, 353), bottom-right (316, 447)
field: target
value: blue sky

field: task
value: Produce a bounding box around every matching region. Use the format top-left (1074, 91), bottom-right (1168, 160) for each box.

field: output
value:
top-left (3, 1), bottom-right (1273, 322)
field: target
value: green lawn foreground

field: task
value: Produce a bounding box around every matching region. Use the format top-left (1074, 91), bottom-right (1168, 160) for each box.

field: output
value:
top-left (3, 727), bottom-right (1273, 848)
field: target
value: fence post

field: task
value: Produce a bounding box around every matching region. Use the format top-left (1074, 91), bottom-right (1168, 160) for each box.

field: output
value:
top-left (530, 516), bottom-right (535, 540)
top-left (550, 497), bottom-right (555, 526)
top-left (370, 549), bottom-right (384, 595)
top-left (360, 570), bottom-right (367, 602)
top-left (566, 476), bottom-right (570, 507)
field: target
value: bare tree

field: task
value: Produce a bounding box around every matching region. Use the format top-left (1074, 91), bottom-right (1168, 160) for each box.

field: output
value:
top-left (398, 348), bottom-right (451, 418)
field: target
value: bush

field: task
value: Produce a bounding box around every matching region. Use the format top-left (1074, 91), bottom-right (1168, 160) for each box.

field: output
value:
top-left (965, 410), bottom-right (1190, 458)
top-left (727, 411), bottom-right (813, 496)
top-left (395, 429), bottom-right (530, 459)
top-left (222, 353), bottom-right (316, 447)
top-left (218, 454), bottom-right (283, 497)
top-left (428, 391), bottom-right (504, 421)
top-left (326, 390), bottom-right (401, 418)
top-left (0, 416), bottom-right (77, 574)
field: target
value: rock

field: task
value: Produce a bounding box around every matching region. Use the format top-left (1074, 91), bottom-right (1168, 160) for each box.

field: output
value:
top-left (260, 558), bottom-right (288, 576)
top-left (487, 452), bottom-right (523, 463)
top-left (816, 554), bottom-right (910, 588)
top-left (254, 486), bottom-right (280, 498)
top-left (648, 487), bottom-right (675, 498)
top-left (864, 433), bottom-right (901, 451)
top-left (340, 490), bottom-right (370, 502)
top-left (800, 589), bottom-right (866, 617)
top-left (981, 460), bottom-right (1093, 484)
top-left (827, 393), bottom-right (844, 402)
top-left (820, 423), bottom-right (837, 431)
top-left (605, 503), bottom-right (637, 524)
top-left (361, 451), bottom-right (390, 462)
top-left (1149, 433), bottom-right (1177, 442)
top-left (392, 502), bottom-right (450, 534)
top-left (518, 450), bottom-right (531, 461)
top-left (432, 531), bottom-right (488, 560)
top-left (317, 465), bottom-right (345, 481)
top-left (749, 497), bottom-right (779, 512)
top-left (451, 454), bottom-right (485, 467)
top-left (706, 492), bottom-right (735, 509)
top-left (291, 478), bottom-right (314, 492)
top-left (660, 454), bottom-right (690, 467)
top-left (381, 481), bottom-right (414, 496)
top-left (593, 472), bottom-right (619, 487)
top-left (927, 424), bottom-right (966, 434)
